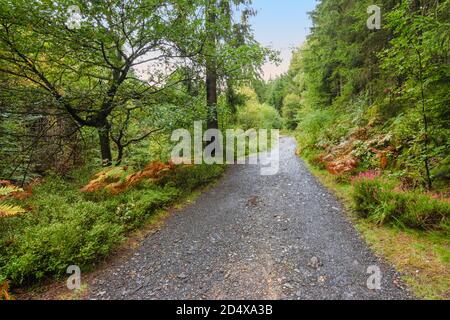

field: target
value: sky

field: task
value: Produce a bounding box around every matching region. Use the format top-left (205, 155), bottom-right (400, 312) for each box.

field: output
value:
top-left (249, 0), bottom-right (318, 80)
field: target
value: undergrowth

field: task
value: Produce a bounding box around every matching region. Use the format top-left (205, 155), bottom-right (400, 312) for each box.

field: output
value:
top-left (352, 178), bottom-right (449, 233)
top-left (0, 164), bottom-right (225, 287)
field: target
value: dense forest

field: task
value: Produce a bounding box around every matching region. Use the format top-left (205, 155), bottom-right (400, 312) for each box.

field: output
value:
top-left (0, 0), bottom-right (278, 290)
top-left (267, 0), bottom-right (449, 191)
top-left (0, 0), bottom-right (448, 300)
top-left (260, 0), bottom-right (450, 299)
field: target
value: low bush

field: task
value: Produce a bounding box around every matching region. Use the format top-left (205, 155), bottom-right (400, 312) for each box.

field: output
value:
top-left (353, 177), bottom-right (450, 233)
top-left (281, 93), bottom-right (302, 130)
top-left (0, 164), bottom-right (225, 286)
top-left (296, 107), bottom-right (349, 152)
top-left (236, 87), bottom-right (282, 130)
top-left (158, 164), bottom-right (225, 192)
top-left (0, 194), bottom-right (124, 285)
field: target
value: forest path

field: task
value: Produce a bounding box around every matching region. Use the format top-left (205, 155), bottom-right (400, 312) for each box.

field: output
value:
top-left (88, 137), bottom-right (410, 300)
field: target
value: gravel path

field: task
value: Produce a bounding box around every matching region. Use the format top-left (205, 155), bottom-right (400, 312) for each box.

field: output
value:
top-left (88, 137), bottom-right (411, 300)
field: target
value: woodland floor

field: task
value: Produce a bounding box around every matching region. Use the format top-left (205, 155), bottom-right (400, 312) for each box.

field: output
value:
top-left (79, 137), bottom-right (412, 300)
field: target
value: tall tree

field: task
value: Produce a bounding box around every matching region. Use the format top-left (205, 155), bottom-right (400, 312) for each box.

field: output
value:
top-left (282, 0), bottom-right (449, 188)
top-left (205, 0), bottom-right (219, 131)
top-left (0, 0), bottom-right (203, 166)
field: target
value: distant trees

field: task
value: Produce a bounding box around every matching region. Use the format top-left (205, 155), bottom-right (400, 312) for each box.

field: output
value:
top-left (280, 0), bottom-right (449, 189)
top-left (282, 93), bottom-right (302, 130)
top-left (380, 0), bottom-right (450, 189)
top-left (0, 0), bottom-right (272, 176)
top-left (201, 0), bottom-right (272, 129)
top-left (0, 0), bottom-right (206, 166)
top-left (265, 75), bottom-right (290, 112)
top-left (236, 87), bottom-right (282, 130)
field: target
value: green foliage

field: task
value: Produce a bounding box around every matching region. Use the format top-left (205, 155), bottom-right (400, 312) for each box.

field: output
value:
top-left (0, 164), bottom-right (225, 286)
top-left (237, 102), bottom-right (282, 130)
top-left (0, 0), bottom-right (273, 174)
top-left (295, 106), bottom-right (350, 159)
top-left (0, 0), bottom-right (267, 287)
top-left (0, 183), bottom-right (125, 284)
top-left (379, 0), bottom-right (450, 189)
top-left (236, 87), bottom-right (282, 130)
top-left (275, 0), bottom-right (450, 248)
top-left (296, 108), bottom-right (335, 149)
top-left (159, 164), bottom-right (225, 192)
top-left (281, 0), bottom-right (449, 190)
top-left (281, 94), bottom-right (302, 130)
top-left (264, 75), bottom-right (291, 111)
top-left (353, 178), bottom-right (450, 233)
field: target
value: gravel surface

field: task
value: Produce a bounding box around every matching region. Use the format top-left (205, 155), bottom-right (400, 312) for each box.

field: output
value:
top-left (88, 137), bottom-right (411, 300)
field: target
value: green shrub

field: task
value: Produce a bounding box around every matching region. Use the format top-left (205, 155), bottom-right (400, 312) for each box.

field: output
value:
top-left (2, 199), bottom-right (124, 284)
top-left (159, 164), bottom-right (225, 192)
top-left (237, 87), bottom-right (282, 130)
top-left (352, 178), bottom-right (387, 218)
top-left (295, 107), bottom-right (349, 156)
top-left (115, 185), bottom-right (180, 231)
top-left (0, 164), bottom-right (225, 286)
top-left (353, 178), bottom-right (450, 232)
top-left (281, 93), bottom-right (302, 130)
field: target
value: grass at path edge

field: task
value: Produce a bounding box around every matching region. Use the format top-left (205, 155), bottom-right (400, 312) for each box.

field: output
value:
top-left (301, 159), bottom-right (449, 300)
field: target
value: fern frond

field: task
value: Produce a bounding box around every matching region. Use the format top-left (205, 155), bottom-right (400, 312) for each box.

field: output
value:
top-left (0, 204), bottom-right (26, 217)
top-left (0, 186), bottom-right (24, 196)
top-left (1, 281), bottom-right (14, 300)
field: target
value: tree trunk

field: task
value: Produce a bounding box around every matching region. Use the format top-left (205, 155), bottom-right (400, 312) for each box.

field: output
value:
top-left (97, 126), bottom-right (112, 167)
top-left (206, 67), bottom-right (218, 130)
top-left (116, 144), bottom-right (124, 166)
top-left (206, 1), bottom-right (218, 131)
top-left (417, 49), bottom-right (433, 190)
top-left (226, 79), bottom-right (237, 115)
top-left (204, 0), bottom-right (219, 158)
top-left (409, 1), bottom-right (432, 190)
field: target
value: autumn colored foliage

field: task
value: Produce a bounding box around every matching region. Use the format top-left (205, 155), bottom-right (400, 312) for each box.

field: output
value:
top-left (351, 170), bottom-right (381, 184)
top-left (325, 156), bottom-right (359, 175)
top-left (0, 180), bottom-right (28, 218)
top-left (80, 161), bottom-right (177, 195)
top-left (0, 281), bottom-right (13, 300)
